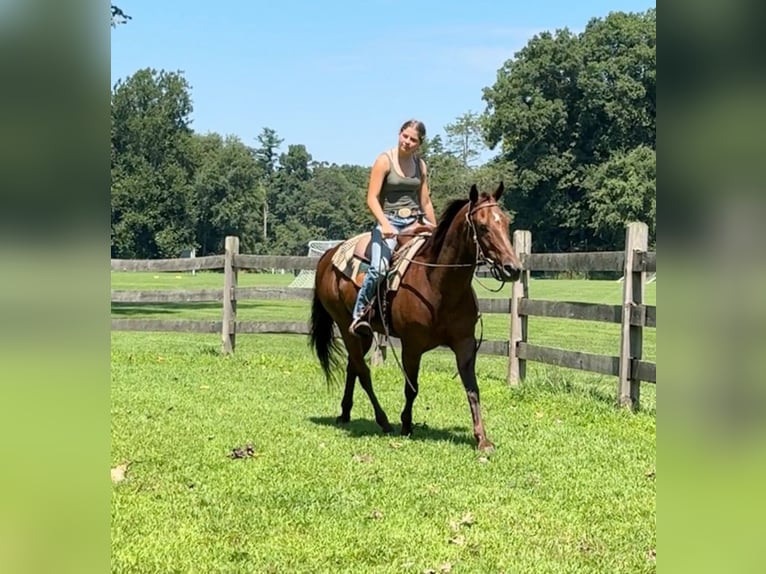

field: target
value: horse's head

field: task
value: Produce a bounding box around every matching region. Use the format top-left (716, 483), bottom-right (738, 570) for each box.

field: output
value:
top-left (467, 182), bottom-right (522, 282)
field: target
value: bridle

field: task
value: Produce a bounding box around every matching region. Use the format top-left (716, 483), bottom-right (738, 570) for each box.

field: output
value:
top-left (464, 201), bottom-right (510, 289)
top-left (397, 200), bottom-right (508, 274)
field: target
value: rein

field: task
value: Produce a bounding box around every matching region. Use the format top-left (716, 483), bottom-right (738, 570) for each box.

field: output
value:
top-left (395, 202), bottom-right (507, 274)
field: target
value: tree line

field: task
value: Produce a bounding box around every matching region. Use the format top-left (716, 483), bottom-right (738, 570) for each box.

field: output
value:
top-left (111, 9), bottom-right (655, 258)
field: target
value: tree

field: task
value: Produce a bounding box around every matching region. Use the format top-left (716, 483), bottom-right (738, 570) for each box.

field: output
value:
top-left (303, 165), bottom-right (364, 241)
top-left (253, 127), bottom-right (283, 242)
top-left (444, 111), bottom-right (486, 167)
top-left (111, 5), bottom-right (131, 27)
top-left (481, 10), bottom-right (656, 251)
top-left (482, 27), bottom-right (584, 251)
top-left (111, 68), bottom-right (196, 258)
top-left (267, 145), bottom-right (315, 254)
top-left (577, 10), bottom-right (656, 160)
top-left (191, 134), bottom-right (265, 255)
top-left (584, 145), bottom-right (656, 248)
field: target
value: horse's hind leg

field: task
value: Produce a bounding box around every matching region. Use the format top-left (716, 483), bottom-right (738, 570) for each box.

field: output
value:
top-left (337, 334), bottom-right (373, 423)
top-left (336, 360), bottom-right (356, 424)
top-left (340, 331), bottom-right (393, 434)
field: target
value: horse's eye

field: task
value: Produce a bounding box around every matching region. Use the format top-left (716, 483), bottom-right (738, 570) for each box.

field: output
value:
top-left (478, 224), bottom-right (489, 233)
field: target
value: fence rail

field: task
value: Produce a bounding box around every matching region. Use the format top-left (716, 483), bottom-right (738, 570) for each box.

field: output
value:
top-left (111, 222), bottom-right (656, 409)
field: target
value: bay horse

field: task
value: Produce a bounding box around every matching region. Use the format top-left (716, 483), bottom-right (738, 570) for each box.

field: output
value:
top-left (309, 182), bottom-right (522, 452)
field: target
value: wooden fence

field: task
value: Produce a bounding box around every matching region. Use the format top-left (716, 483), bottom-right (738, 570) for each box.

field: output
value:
top-left (112, 222), bottom-right (656, 409)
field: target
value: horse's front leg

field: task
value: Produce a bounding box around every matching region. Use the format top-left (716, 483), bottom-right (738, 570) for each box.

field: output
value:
top-left (400, 348), bottom-right (422, 436)
top-left (453, 338), bottom-right (495, 452)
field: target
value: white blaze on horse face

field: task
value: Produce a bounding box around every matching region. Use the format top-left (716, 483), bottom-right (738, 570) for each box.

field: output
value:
top-left (493, 212), bottom-right (501, 223)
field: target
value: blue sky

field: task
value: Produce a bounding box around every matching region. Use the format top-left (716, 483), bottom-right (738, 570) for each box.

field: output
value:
top-left (111, 1), bottom-right (655, 166)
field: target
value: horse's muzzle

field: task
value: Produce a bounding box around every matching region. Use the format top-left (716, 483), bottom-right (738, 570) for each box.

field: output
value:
top-left (500, 262), bottom-right (522, 282)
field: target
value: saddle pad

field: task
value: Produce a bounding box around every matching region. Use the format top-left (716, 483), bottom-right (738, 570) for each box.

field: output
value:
top-left (331, 233), bottom-right (429, 290)
top-left (387, 235), bottom-right (428, 291)
top-left (331, 233), bottom-right (368, 287)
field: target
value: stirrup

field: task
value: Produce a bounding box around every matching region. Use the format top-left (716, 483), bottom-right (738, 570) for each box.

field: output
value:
top-left (349, 318), bottom-right (372, 337)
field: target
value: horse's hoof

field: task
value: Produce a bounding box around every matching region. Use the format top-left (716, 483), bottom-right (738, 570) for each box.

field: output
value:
top-left (400, 426), bottom-right (412, 436)
top-left (336, 415), bottom-right (350, 424)
top-left (478, 440), bottom-right (495, 454)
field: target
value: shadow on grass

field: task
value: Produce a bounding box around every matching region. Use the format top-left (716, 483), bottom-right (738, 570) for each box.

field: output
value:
top-left (309, 416), bottom-right (475, 447)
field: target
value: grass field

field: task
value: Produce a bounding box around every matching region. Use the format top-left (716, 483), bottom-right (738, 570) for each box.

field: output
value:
top-left (111, 273), bottom-right (656, 573)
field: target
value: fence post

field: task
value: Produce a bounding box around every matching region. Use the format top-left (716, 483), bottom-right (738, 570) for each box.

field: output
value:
top-left (508, 230), bottom-right (531, 385)
top-left (221, 236), bottom-right (240, 354)
top-left (618, 222), bottom-right (648, 409)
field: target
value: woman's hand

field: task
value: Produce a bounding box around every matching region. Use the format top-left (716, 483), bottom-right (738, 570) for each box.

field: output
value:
top-left (380, 222), bottom-right (397, 238)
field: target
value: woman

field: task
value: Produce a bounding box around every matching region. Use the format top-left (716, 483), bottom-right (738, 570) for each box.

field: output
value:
top-left (349, 119), bottom-right (437, 336)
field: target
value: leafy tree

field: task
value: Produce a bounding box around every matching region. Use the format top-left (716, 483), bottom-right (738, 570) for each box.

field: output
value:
top-left (253, 127), bottom-right (283, 242)
top-left (332, 163), bottom-right (372, 232)
top-left (111, 5), bottom-right (131, 27)
top-left (577, 10), bottom-right (656, 160)
top-left (481, 10), bottom-right (656, 251)
top-left (444, 111), bottom-right (486, 167)
top-left (111, 69), bottom-right (196, 258)
top-left (303, 165), bottom-right (365, 240)
top-left (584, 145), bottom-right (656, 248)
top-left (267, 144), bottom-right (315, 254)
top-left (482, 28), bottom-right (584, 251)
top-left (191, 133), bottom-right (265, 255)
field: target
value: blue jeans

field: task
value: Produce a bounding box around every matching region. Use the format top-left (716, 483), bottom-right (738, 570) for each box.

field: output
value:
top-left (352, 215), bottom-right (417, 320)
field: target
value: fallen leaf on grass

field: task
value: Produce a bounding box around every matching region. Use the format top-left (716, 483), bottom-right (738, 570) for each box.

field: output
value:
top-left (478, 456), bottom-right (489, 464)
top-left (352, 454), bottom-right (373, 463)
top-left (389, 441), bottom-right (404, 449)
top-left (111, 462), bottom-right (131, 484)
top-left (647, 548), bottom-right (656, 561)
top-left (449, 512), bottom-right (475, 532)
top-left (369, 509), bottom-right (384, 520)
top-left (448, 534), bottom-right (465, 546)
top-left (645, 468), bottom-right (656, 479)
top-left (229, 444), bottom-right (257, 459)
top-left (422, 563), bottom-right (453, 574)
top-left (535, 411), bottom-right (545, 419)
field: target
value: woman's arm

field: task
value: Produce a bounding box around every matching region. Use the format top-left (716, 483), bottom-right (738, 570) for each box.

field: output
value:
top-left (419, 159), bottom-right (437, 225)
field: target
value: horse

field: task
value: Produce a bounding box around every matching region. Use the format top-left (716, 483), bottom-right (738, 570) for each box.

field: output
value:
top-left (309, 182), bottom-right (522, 452)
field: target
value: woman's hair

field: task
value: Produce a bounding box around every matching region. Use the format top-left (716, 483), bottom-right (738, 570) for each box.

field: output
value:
top-left (399, 119), bottom-right (426, 143)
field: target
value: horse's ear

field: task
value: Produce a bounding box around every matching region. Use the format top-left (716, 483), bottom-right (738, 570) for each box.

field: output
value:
top-left (469, 184), bottom-right (479, 204)
top-left (494, 181), bottom-right (504, 201)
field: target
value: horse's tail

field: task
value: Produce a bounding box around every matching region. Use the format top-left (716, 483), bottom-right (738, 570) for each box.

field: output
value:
top-left (309, 273), bottom-right (341, 384)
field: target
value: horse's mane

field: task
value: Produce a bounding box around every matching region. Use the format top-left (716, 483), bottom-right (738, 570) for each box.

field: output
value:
top-left (421, 197), bottom-right (471, 257)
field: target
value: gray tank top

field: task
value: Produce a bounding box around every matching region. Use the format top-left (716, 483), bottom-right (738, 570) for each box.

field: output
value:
top-left (380, 151), bottom-right (422, 214)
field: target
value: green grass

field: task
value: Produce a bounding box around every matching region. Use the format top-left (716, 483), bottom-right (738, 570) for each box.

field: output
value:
top-left (112, 329), bottom-right (655, 573)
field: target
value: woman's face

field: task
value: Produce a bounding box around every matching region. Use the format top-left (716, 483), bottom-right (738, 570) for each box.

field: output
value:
top-left (398, 126), bottom-right (421, 154)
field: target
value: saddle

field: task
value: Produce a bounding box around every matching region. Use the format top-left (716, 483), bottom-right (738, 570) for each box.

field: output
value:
top-left (331, 223), bottom-right (432, 290)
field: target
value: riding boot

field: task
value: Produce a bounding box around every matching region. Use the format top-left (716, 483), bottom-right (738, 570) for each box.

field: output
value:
top-left (350, 272), bottom-right (379, 336)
